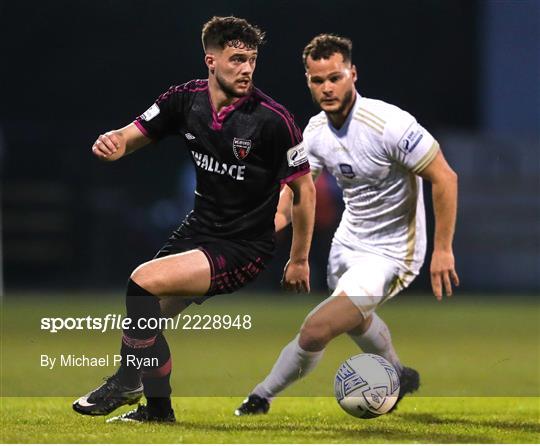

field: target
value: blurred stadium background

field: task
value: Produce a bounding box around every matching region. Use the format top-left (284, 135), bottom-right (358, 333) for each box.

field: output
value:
top-left (2, 0), bottom-right (539, 294)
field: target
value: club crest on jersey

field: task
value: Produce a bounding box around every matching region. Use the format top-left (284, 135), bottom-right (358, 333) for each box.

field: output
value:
top-left (339, 163), bottom-right (356, 179)
top-left (232, 137), bottom-right (252, 160)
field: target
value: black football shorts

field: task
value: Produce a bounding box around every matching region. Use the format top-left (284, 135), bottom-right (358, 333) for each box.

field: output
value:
top-left (154, 226), bottom-right (275, 304)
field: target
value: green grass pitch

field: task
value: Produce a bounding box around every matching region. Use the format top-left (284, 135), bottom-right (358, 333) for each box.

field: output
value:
top-left (2, 396), bottom-right (538, 443)
top-left (1, 292), bottom-right (539, 443)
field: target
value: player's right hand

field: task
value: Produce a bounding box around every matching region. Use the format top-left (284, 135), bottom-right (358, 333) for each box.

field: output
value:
top-left (92, 132), bottom-right (123, 161)
top-left (282, 259), bottom-right (311, 293)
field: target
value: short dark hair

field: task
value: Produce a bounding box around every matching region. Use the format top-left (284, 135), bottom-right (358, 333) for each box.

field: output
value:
top-left (302, 34), bottom-right (353, 67)
top-left (202, 16), bottom-right (265, 52)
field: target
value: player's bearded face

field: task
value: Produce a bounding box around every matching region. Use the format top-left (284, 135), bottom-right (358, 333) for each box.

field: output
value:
top-left (213, 43), bottom-right (257, 98)
top-left (306, 53), bottom-right (357, 116)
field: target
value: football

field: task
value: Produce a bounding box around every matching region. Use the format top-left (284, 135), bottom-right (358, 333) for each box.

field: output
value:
top-left (334, 353), bottom-right (400, 419)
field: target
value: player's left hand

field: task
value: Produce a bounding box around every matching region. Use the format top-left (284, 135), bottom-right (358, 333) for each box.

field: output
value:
top-left (282, 259), bottom-right (310, 293)
top-left (430, 249), bottom-right (459, 300)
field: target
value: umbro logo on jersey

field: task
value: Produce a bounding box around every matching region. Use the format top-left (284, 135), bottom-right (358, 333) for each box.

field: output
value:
top-left (232, 137), bottom-right (252, 160)
top-left (185, 133), bottom-right (196, 140)
top-left (339, 163), bottom-right (355, 179)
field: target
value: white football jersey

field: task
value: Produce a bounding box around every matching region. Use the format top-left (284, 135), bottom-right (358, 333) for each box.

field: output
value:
top-left (305, 93), bottom-right (439, 274)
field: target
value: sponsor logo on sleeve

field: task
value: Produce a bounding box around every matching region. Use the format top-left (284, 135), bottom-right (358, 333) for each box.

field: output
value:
top-left (398, 123), bottom-right (425, 154)
top-left (232, 137), bottom-right (252, 160)
top-left (141, 103), bottom-right (160, 121)
top-left (287, 143), bottom-right (308, 167)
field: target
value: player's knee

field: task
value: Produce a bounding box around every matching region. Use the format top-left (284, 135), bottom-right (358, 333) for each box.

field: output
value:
top-left (130, 265), bottom-right (165, 296)
top-left (347, 314), bottom-right (373, 336)
top-left (299, 318), bottom-right (333, 351)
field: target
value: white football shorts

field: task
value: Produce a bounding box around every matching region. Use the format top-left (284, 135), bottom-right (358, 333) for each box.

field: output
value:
top-left (326, 239), bottom-right (418, 318)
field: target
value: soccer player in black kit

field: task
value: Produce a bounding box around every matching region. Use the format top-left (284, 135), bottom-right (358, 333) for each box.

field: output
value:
top-left (72, 16), bottom-right (315, 423)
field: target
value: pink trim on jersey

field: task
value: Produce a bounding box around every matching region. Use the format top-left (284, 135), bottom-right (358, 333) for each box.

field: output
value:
top-left (133, 120), bottom-right (150, 137)
top-left (260, 101), bottom-right (296, 145)
top-left (280, 166), bottom-right (310, 184)
top-left (254, 87), bottom-right (302, 144)
top-left (156, 80), bottom-right (209, 104)
top-left (135, 80), bottom-right (210, 137)
top-left (207, 88), bottom-right (251, 131)
top-left (158, 79), bottom-right (208, 101)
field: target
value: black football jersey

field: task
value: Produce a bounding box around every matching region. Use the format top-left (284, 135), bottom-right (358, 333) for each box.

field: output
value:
top-left (134, 79), bottom-right (309, 240)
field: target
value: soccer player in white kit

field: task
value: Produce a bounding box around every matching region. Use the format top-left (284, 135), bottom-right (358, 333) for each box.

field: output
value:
top-left (236, 34), bottom-right (459, 415)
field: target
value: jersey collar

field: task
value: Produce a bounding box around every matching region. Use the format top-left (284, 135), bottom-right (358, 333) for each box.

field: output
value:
top-left (208, 88), bottom-right (253, 131)
top-left (328, 90), bottom-right (361, 135)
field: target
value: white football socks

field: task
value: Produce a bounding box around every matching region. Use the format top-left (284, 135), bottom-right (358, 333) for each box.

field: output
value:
top-left (251, 314), bottom-right (401, 401)
top-left (252, 335), bottom-right (324, 401)
top-left (348, 312), bottom-right (402, 373)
